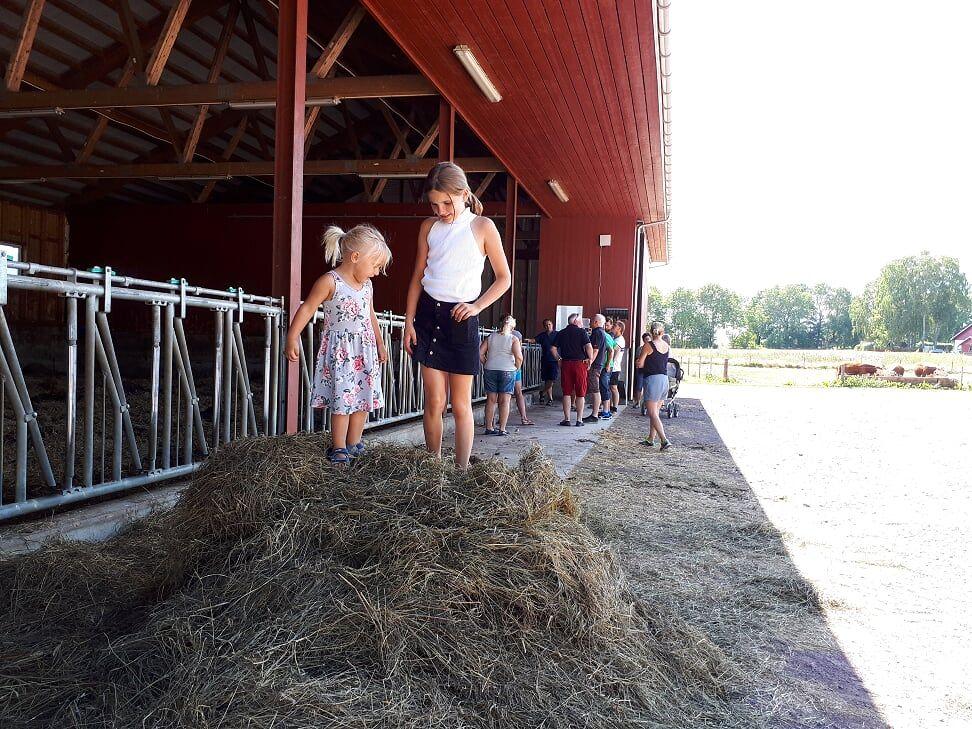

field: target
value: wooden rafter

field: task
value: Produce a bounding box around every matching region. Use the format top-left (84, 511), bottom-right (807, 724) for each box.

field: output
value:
top-left (43, 117), bottom-right (74, 161)
top-left (197, 116), bottom-right (248, 202)
top-left (303, 5), bottom-right (367, 148)
top-left (239, 0), bottom-right (270, 79)
top-left (4, 0), bottom-right (45, 91)
top-left (143, 0), bottom-right (191, 85)
top-left (0, 157), bottom-right (502, 180)
top-left (0, 75), bottom-right (436, 111)
top-left (75, 61), bottom-right (138, 164)
top-left (475, 172), bottom-right (497, 197)
top-left (115, 0), bottom-right (146, 68)
top-left (183, 3), bottom-right (240, 162)
top-left (57, 0), bottom-right (227, 92)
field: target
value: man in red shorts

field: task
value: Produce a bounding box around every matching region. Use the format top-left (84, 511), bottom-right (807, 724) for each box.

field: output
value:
top-left (550, 313), bottom-right (594, 426)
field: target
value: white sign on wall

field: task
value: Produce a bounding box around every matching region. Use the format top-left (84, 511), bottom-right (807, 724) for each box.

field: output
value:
top-left (555, 305), bottom-right (584, 330)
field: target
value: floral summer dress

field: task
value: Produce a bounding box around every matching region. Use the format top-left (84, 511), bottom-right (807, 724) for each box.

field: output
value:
top-left (311, 271), bottom-right (384, 414)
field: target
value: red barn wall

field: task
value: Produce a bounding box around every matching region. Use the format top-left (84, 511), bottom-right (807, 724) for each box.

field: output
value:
top-left (536, 216), bottom-right (637, 333)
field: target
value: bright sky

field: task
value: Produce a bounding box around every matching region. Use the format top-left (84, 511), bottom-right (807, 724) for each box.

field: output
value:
top-left (649, 1), bottom-right (972, 297)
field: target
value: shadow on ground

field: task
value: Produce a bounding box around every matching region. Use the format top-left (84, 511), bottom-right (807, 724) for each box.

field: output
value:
top-left (568, 398), bottom-right (888, 729)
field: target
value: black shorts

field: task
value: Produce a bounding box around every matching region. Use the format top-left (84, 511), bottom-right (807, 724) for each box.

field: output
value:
top-left (540, 360), bottom-right (559, 382)
top-left (609, 371), bottom-right (620, 387)
top-left (412, 289), bottom-right (481, 375)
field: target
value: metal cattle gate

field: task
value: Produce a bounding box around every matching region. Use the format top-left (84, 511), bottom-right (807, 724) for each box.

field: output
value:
top-left (0, 260), bottom-right (540, 521)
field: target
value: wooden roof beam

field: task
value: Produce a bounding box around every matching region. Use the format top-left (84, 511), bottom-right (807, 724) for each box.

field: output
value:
top-left (4, 0), bottom-right (45, 91)
top-left (183, 2), bottom-right (240, 162)
top-left (0, 157), bottom-right (502, 180)
top-left (0, 75), bottom-right (436, 111)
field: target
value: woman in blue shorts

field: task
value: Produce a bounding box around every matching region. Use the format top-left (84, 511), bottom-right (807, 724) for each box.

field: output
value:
top-left (635, 321), bottom-right (672, 451)
top-left (480, 315), bottom-right (523, 435)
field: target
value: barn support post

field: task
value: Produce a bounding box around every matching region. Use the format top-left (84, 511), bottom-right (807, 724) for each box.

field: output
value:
top-left (272, 0), bottom-right (308, 434)
top-left (438, 98), bottom-right (454, 163)
top-left (501, 175), bottom-right (517, 317)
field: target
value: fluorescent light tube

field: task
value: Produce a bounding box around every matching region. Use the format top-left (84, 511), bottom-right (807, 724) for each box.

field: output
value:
top-left (547, 179), bottom-right (569, 202)
top-left (453, 45), bottom-right (502, 103)
top-left (358, 172), bottom-right (427, 179)
top-left (228, 97), bottom-right (340, 110)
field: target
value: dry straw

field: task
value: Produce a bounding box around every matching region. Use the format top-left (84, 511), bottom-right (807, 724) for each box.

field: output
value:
top-left (1, 435), bottom-right (737, 727)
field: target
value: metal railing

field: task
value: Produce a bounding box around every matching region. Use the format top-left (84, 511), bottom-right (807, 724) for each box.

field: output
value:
top-left (0, 260), bottom-right (540, 521)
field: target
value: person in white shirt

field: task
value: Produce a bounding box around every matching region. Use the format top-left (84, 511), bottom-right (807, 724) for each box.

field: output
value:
top-left (610, 321), bottom-right (627, 412)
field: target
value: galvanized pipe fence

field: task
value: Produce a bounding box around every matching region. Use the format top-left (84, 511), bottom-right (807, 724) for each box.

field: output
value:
top-left (0, 260), bottom-right (540, 521)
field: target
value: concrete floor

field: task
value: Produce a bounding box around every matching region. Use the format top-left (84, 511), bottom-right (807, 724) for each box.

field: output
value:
top-left (0, 393), bottom-right (621, 556)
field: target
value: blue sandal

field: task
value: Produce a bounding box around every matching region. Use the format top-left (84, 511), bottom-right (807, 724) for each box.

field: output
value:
top-left (347, 442), bottom-right (365, 458)
top-left (327, 447), bottom-right (352, 464)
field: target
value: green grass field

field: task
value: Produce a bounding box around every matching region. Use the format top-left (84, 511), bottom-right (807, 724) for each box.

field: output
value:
top-left (670, 348), bottom-right (971, 388)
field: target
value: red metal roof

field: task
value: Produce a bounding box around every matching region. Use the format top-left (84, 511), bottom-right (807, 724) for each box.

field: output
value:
top-left (359, 0), bottom-right (667, 260)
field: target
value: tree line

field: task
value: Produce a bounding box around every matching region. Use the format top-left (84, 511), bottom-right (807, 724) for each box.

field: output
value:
top-left (650, 252), bottom-right (971, 350)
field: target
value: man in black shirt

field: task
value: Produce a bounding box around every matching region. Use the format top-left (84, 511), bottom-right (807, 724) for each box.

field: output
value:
top-left (534, 318), bottom-right (559, 404)
top-left (550, 314), bottom-right (593, 426)
top-left (583, 314), bottom-right (608, 423)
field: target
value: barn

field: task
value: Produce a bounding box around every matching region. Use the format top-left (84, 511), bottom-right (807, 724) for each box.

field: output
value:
top-left (0, 0), bottom-right (670, 518)
top-left (952, 323), bottom-right (972, 354)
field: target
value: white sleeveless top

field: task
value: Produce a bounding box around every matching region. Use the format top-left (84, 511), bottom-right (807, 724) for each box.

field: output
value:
top-left (421, 206), bottom-right (486, 303)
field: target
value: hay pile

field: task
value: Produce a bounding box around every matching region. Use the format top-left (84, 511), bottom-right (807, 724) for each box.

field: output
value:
top-left (0, 436), bottom-right (735, 728)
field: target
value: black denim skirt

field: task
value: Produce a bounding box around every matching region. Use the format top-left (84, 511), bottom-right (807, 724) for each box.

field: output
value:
top-left (412, 289), bottom-right (481, 375)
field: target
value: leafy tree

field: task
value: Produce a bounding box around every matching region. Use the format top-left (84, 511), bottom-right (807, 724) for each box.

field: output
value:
top-left (811, 284), bottom-right (854, 348)
top-left (745, 285), bottom-right (817, 348)
top-left (869, 252), bottom-right (970, 347)
top-left (850, 281), bottom-right (889, 348)
top-left (695, 284), bottom-right (743, 347)
top-left (664, 288), bottom-right (709, 347)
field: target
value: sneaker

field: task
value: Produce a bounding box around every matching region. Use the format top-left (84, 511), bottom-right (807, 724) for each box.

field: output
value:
top-left (575, 420), bottom-right (585, 426)
top-left (642, 439), bottom-right (655, 447)
top-left (582, 414), bottom-right (600, 424)
top-left (559, 419), bottom-right (571, 426)
top-left (484, 428), bottom-right (498, 435)
top-left (610, 406), bottom-right (618, 413)
top-left (660, 441), bottom-right (672, 451)
top-left (599, 411), bottom-right (613, 419)
top-left (494, 430), bottom-right (510, 436)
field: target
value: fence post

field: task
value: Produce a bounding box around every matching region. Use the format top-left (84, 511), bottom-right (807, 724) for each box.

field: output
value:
top-left (723, 358), bottom-right (729, 382)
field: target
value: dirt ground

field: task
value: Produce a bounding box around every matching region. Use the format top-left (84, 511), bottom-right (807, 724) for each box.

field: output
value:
top-left (569, 384), bottom-right (969, 728)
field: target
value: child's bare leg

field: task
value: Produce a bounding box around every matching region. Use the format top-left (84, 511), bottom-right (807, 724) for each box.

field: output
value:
top-left (422, 366), bottom-right (448, 456)
top-left (331, 413), bottom-right (350, 450)
top-left (514, 381), bottom-right (528, 420)
top-left (449, 374), bottom-right (474, 468)
top-left (347, 410), bottom-right (367, 446)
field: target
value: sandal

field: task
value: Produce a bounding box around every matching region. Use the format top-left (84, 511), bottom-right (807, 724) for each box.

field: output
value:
top-left (327, 447), bottom-right (352, 464)
top-left (494, 430), bottom-right (509, 436)
top-left (484, 428), bottom-right (498, 435)
top-left (348, 442), bottom-right (365, 458)
top-left (559, 419), bottom-right (571, 426)
top-left (520, 418), bottom-right (536, 426)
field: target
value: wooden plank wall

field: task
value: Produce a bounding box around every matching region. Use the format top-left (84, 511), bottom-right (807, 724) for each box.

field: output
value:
top-left (0, 200), bottom-right (68, 324)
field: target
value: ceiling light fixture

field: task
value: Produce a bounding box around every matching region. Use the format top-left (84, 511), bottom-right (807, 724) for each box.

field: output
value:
top-left (158, 175), bottom-right (233, 181)
top-left (453, 45), bottom-right (502, 102)
top-left (547, 179), bottom-right (569, 203)
top-left (228, 97), bottom-right (341, 110)
top-left (0, 178), bottom-right (48, 185)
top-left (0, 107), bottom-right (64, 119)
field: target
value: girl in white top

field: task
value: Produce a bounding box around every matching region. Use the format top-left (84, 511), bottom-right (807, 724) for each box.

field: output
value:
top-left (404, 162), bottom-right (512, 468)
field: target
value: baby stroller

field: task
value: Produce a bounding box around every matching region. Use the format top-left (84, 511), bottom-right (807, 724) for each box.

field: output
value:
top-left (663, 357), bottom-right (683, 418)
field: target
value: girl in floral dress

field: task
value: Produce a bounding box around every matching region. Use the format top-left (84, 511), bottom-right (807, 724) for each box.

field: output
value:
top-left (286, 224), bottom-right (391, 463)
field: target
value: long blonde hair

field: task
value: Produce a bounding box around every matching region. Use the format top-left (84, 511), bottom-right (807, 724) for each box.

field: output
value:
top-left (321, 224), bottom-right (392, 274)
top-left (423, 161), bottom-right (484, 215)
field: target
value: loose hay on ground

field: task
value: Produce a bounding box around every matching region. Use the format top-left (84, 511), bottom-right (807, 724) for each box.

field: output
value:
top-left (0, 435), bottom-right (740, 728)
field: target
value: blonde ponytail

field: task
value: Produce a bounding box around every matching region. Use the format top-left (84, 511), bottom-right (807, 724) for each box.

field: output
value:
top-left (322, 225), bottom-right (345, 266)
top-left (320, 223), bottom-right (393, 274)
top-left (466, 191), bottom-right (484, 215)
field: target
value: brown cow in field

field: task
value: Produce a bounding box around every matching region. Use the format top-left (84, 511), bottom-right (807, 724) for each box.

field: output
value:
top-left (914, 365), bottom-right (938, 377)
top-left (891, 365), bottom-right (905, 376)
top-left (840, 363), bottom-right (882, 376)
